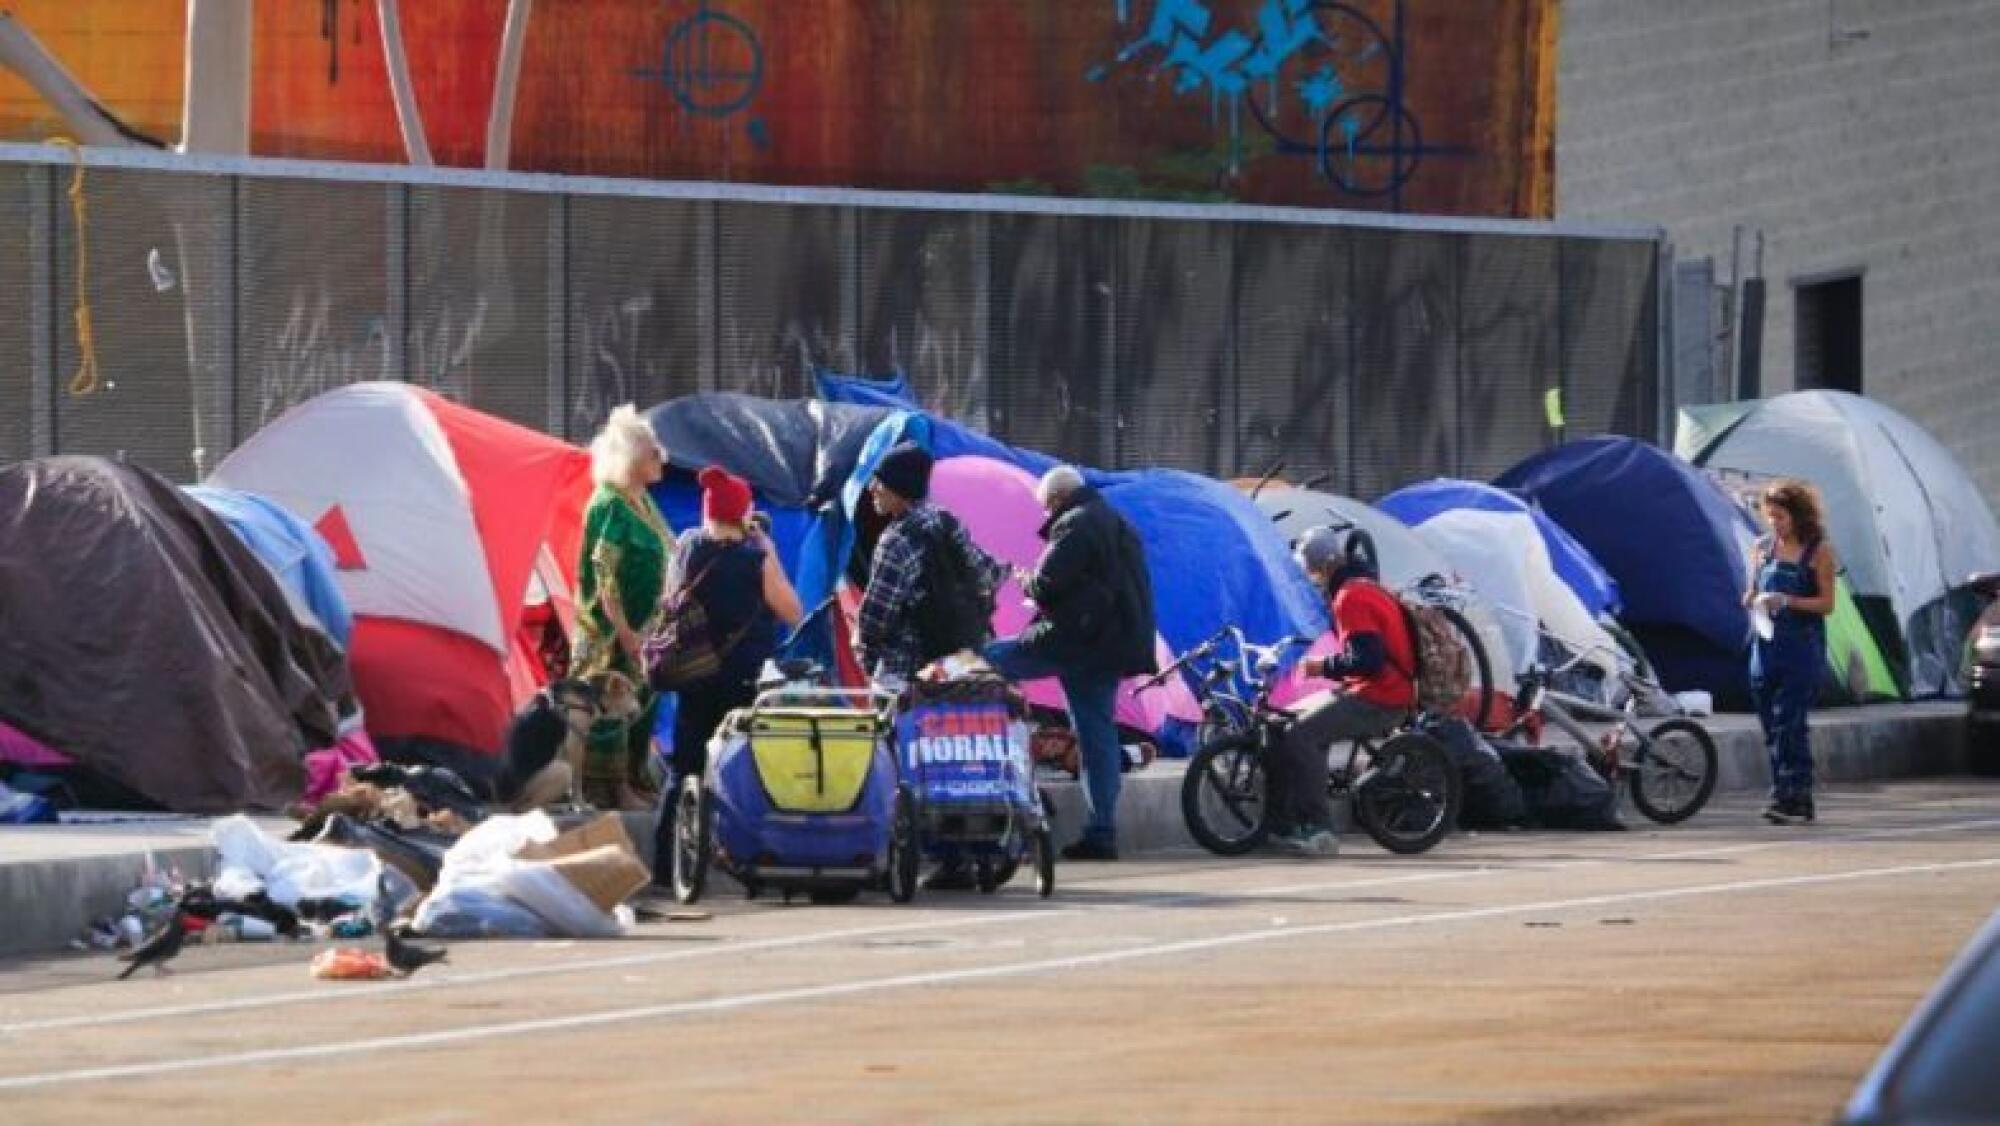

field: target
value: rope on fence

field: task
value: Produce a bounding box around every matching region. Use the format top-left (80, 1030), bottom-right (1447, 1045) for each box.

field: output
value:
top-left (46, 137), bottom-right (100, 397)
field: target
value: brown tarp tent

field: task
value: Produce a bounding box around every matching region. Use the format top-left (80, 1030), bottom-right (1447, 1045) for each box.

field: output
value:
top-left (0, 456), bottom-right (349, 812)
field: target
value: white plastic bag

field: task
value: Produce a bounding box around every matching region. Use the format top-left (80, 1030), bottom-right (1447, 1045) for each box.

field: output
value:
top-left (210, 815), bottom-right (381, 908)
top-left (412, 812), bottom-right (625, 940)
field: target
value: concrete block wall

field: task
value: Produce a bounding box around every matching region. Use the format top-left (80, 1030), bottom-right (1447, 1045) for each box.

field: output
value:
top-left (1557, 0), bottom-right (2000, 495)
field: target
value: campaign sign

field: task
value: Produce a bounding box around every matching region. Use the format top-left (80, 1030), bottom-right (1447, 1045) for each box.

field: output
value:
top-left (897, 701), bottom-right (1024, 805)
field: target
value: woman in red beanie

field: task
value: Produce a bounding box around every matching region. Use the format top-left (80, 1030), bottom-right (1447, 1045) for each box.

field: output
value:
top-left (651, 467), bottom-right (803, 881)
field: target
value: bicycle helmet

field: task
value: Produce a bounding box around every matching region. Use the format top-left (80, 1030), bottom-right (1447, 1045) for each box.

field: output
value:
top-left (1293, 523), bottom-right (1379, 594)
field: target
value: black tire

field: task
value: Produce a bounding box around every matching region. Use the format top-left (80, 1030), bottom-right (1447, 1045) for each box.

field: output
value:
top-left (974, 858), bottom-right (1001, 894)
top-left (886, 786), bottom-right (919, 903)
top-left (670, 778), bottom-right (711, 905)
top-left (1181, 734), bottom-right (1272, 856)
top-left (1351, 731), bottom-right (1460, 856)
top-left (1436, 605), bottom-right (1495, 732)
top-left (1629, 718), bottom-right (1719, 824)
top-left (807, 886), bottom-right (861, 905)
top-left (991, 790), bottom-right (1053, 891)
top-left (1032, 788), bottom-right (1055, 897)
top-left (1032, 822), bottom-right (1055, 898)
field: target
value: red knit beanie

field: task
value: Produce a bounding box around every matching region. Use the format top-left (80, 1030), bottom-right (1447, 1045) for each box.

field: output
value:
top-left (699, 466), bottom-right (753, 526)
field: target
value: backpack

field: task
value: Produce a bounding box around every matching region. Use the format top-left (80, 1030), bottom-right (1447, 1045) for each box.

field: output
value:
top-left (1393, 596), bottom-right (1473, 718)
top-left (909, 511), bottom-right (995, 661)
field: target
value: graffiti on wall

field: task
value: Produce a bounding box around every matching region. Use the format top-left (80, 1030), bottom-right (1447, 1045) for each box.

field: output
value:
top-left (0, 0), bottom-right (1552, 218)
top-left (629, 0), bottom-right (771, 151)
top-left (1091, 0), bottom-right (1446, 207)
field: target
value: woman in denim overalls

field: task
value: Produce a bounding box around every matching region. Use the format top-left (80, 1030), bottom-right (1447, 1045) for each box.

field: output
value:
top-left (1744, 480), bottom-right (1839, 824)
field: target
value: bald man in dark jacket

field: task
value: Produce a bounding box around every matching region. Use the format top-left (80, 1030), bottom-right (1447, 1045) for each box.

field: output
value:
top-left (985, 466), bottom-right (1155, 861)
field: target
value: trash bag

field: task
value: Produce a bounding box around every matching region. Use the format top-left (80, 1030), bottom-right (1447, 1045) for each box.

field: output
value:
top-left (211, 814), bottom-right (384, 907)
top-left (306, 812), bottom-right (449, 890)
top-left (411, 812), bottom-right (626, 940)
top-left (1423, 719), bottom-right (1527, 830)
top-left (1494, 744), bottom-right (1625, 831)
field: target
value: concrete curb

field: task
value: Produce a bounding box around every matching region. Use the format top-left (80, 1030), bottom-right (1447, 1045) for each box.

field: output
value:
top-left (0, 703), bottom-right (1968, 959)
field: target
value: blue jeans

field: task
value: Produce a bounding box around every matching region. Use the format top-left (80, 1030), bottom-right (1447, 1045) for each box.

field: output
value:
top-left (1751, 635), bottom-right (1821, 804)
top-left (983, 639), bottom-right (1123, 848)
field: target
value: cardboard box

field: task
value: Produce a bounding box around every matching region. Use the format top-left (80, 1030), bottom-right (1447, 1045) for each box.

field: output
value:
top-left (516, 813), bottom-right (637, 863)
top-left (546, 845), bottom-right (651, 912)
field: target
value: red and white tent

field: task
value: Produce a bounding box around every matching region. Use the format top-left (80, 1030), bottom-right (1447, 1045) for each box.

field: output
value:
top-left (210, 383), bottom-right (591, 759)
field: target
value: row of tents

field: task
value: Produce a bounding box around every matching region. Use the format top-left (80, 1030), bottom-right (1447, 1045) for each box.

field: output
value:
top-left (3, 380), bottom-right (1994, 812)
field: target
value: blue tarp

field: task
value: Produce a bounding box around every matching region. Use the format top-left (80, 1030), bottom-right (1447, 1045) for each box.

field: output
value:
top-left (1496, 438), bottom-right (1758, 705)
top-left (185, 485), bottom-right (353, 647)
top-left (815, 368), bottom-right (1098, 484)
top-left (645, 393), bottom-right (892, 509)
top-left (1376, 478), bottom-right (1623, 617)
top-left (813, 368), bottom-right (917, 410)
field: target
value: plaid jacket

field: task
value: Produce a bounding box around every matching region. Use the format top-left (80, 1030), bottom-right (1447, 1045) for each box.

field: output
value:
top-left (855, 504), bottom-right (1004, 678)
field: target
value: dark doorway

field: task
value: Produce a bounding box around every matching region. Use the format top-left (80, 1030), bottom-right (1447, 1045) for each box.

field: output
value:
top-left (1794, 273), bottom-right (1863, 393)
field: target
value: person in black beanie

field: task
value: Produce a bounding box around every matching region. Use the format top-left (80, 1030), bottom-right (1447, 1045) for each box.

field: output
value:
top-left (854, 442), bottom-right (1005, 682)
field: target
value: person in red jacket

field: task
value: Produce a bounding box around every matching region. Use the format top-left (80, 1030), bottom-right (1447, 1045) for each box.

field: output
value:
top-left (1269, 524), bottom-right (1418, 856)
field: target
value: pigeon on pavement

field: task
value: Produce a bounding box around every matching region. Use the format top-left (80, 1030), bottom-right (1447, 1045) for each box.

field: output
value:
top-left (384, 925), bottom-right (448, 977)
top-left (116, 906), bottom-right (188, 979)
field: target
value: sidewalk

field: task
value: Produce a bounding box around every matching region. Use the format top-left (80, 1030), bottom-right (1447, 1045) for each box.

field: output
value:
top-left (0, 703), bottom-right (1968, 959)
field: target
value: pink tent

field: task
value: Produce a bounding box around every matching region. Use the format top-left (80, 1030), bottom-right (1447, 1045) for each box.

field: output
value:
top-left (0, 719), bottom-right (70, 768)
top-left (929, 456), bottom-right (1199, 733)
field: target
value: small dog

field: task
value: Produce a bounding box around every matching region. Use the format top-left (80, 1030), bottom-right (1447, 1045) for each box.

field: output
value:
top-left (501, 671), bottom-right (640, 811)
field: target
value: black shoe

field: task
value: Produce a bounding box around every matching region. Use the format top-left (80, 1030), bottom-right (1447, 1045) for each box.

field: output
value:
top-left (921, 863), bottom-right (976, 891)
top-left (1060, 839), bottom-right (1119, 862)
top-left (1764, 798), bottom-right (1815, 825)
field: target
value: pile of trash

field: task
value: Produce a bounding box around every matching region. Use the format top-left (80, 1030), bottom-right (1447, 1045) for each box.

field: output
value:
top-left (79, 764), bottom-right (653, 971)
top-left (290, 761), bottom-right (651, 938)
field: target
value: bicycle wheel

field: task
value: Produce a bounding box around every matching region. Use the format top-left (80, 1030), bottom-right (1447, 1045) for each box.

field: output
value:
top-left (1629, 718), bottom-right (1718, 824)
top-left (885, 785), bottom-right (920, 903)
top-left (670, 777), bottom-right (711, 905)
top-left (1351, 731), bottom-right (1460, 855)
top-left (991, 789), bottom-right (1054, 894)
top-left (1437, 605), bottom-right (1495, 732)
top-left (1180, 733), bottom-right (1272, 856)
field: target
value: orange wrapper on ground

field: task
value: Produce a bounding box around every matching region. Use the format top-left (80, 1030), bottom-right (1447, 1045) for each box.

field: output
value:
top-left (310, 947), bottom-right (395, 981)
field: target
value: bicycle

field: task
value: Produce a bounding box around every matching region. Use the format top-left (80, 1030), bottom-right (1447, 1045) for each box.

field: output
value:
top-left (1496, 635), bottom-right (1719, 824)
top-left (1145, 627), bottom-right (1462, 856)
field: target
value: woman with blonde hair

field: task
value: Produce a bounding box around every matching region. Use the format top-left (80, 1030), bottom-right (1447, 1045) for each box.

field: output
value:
top-left (574, 404), bottom-right (672, 809)
top-left (1744, 478), bottom-right (1838, 824)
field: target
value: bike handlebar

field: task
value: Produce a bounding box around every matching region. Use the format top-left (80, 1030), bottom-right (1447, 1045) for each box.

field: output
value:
top-left (1141, 629), bottom-right (1311, 693)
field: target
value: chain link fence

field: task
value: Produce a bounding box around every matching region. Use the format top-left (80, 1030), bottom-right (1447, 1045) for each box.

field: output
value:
top-left (0, 147), bottom-right (1662, 496)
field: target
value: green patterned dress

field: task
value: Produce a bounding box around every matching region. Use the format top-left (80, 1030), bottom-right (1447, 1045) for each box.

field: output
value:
top-left (573, 485), bottom-right (672, 798)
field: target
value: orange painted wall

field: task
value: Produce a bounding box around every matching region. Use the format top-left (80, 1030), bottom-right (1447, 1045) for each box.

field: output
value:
top-left (0, 2), bottom-right (184, 144)
top-left (0, 0), bottom-right (1556, 217)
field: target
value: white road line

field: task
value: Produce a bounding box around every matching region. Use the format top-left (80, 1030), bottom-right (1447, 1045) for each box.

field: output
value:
top-left (5, 812), bottom-right (1996, 1037)
top-left (3, 854), bottom-right (1995, 1092)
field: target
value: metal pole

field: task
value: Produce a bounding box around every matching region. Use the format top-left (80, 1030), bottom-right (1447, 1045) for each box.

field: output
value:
top-left (28, 164), bottom-right (55, 456)
top-left (1726, 224), bottom-right (1743, 399)
top-left (385, 184), bottom-right (408, 381)
top-left (1656, 239), bottom-right (1675, 443)
top-left (969, 210), bottom-right (992, 434)
top-left (547, 192), bottom-right (569, 436)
